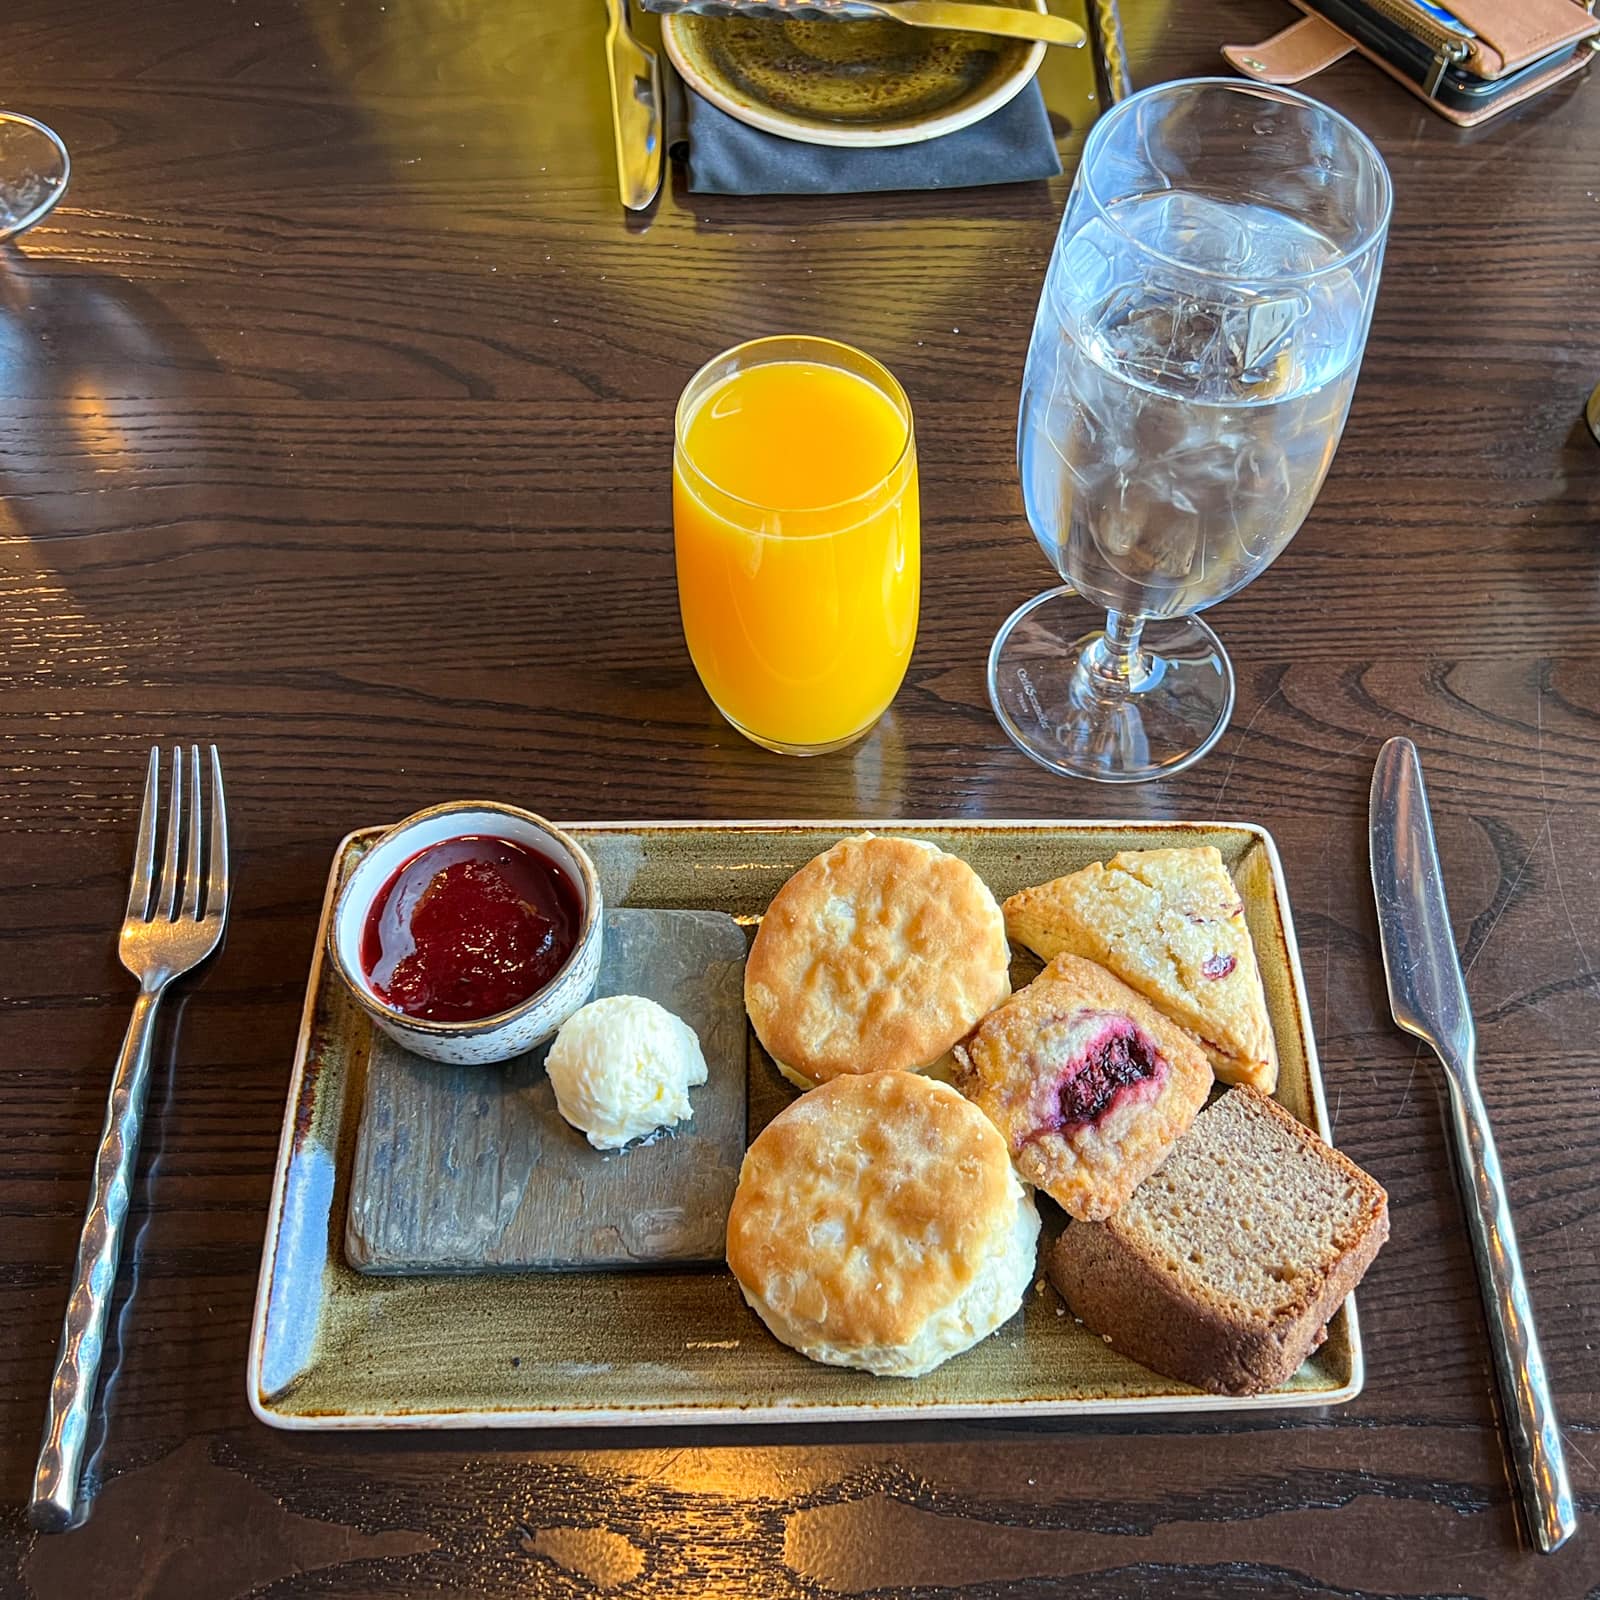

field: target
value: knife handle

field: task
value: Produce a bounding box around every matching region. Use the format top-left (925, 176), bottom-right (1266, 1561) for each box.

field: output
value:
top-left (1444, 1068), bottom-right (1576, 1553)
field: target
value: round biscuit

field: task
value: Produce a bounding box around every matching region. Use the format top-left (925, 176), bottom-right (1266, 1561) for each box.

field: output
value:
top-left (725, 1070), bottom-right (1038, 1376)
top-left (744, 834), bottom-right (1010, 1086)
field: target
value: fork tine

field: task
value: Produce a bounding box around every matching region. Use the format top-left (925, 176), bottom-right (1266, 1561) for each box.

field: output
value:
top-left (155, 747), bottom-right (183, 922)
top-left (124, 746), bottom-right (161, 923)
top-left (207, 745), bottom-right (230, 918)
top-left (182, 745), bottom-right (204, 920)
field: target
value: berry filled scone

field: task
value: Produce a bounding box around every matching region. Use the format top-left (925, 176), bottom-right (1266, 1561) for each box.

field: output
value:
top-left (953, 954), bottom-right (1213, 1221)
top-left (1002, 846), bottom-right (1278, 1093)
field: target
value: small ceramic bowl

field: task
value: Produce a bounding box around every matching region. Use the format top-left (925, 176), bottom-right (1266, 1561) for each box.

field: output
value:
top-left (329, 801), bottom-right (603, 1065)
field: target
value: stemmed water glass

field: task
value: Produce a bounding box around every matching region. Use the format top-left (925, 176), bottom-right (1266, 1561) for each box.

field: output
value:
top-left (988, 78), bottom-right (1392, 783)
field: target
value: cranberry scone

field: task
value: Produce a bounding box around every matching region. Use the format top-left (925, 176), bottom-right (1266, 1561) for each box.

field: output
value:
top-left (1002, 846), bottom-right (1278, 1093)
top-left (952, 954), bottom-right (1213, 1221)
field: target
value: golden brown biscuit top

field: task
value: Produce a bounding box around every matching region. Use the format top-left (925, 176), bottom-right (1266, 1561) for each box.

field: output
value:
top-left (725, 1071), bottom-right (1019, 1352)
top-left (744, 834), bottom-right (1010, 1085)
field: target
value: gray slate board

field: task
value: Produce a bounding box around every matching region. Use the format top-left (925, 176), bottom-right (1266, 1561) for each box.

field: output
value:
top-left (344, 908), bottom-right (748, 1273)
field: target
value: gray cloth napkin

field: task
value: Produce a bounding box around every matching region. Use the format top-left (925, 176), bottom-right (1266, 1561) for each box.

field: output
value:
top-left (678, 80), bottom-right (1061, 195)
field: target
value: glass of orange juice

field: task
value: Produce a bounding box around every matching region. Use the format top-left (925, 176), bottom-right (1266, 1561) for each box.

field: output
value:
top-left (673, 336), bottom-right (919, 756)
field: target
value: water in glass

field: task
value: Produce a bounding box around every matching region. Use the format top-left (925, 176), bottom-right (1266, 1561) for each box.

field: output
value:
top-left (1020, 189), bottom-right (1368, 620)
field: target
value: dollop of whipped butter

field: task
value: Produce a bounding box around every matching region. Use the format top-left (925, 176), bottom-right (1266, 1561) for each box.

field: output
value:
top-left (545, 994), bottom-right (708, 1150)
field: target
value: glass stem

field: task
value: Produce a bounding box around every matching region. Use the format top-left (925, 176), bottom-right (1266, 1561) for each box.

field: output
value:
top-left (1094, 608), bottom-right (1146, 694)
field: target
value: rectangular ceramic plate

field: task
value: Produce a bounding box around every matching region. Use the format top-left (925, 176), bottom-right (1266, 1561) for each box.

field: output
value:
top-left (248, 820), bottom-right (1364, 1430)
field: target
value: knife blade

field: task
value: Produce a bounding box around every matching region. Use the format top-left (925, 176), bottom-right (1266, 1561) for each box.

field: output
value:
top-left (1370, 737), bottom-right (1577, 1554)
top-left (1370, 736), bottom-right (1476, 1073)
top-left (604, 0), bottom-right (665, 212)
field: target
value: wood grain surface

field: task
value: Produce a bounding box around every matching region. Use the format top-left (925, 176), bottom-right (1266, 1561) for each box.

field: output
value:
top-left (1, 0), bottom-right (1597, 1594)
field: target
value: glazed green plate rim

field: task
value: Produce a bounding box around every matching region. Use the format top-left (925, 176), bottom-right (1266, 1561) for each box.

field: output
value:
top-left (661, 5), bottom-right (1048, 150)
top-left (247, 818), bottom-right (1364, 1430)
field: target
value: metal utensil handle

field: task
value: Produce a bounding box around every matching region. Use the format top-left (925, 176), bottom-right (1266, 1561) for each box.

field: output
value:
top-left (1087, 0), bottom-right (1130, 102)
top-left (31, 986), bottom-right (163, 1531)
top-left (1445, 1068), bottom-right (1577, 1553)
top-left (641, 0), bottom-right (887, 16)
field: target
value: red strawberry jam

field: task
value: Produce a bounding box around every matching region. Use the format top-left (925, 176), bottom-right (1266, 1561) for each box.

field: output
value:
top-left (361, 836), bottom-right (581, 1022)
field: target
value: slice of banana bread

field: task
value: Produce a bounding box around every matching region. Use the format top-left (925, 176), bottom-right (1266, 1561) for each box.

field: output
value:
top-left (1046, 1086), bottom-right (1388, 1396)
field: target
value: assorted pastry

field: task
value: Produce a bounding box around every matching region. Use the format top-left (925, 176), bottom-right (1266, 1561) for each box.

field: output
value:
top-left (1002, 847), bottom-right (1279, 1092)
top-left (1046, 1084), bottom-right (1389, 1396)
top-left (725, 834), bottom-right (1388, 1394)
top-left (341, 815), bottom-right (1387, 1397)
top-left (952, 952), bottom-right (1213, 1222)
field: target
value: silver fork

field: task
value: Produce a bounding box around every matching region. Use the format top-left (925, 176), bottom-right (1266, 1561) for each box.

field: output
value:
top-left (30, 746), bottom-right (230, 1532)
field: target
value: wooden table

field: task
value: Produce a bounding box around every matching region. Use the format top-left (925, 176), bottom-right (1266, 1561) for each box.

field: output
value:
top-left (4, 0), bottom-right (1598, 1593)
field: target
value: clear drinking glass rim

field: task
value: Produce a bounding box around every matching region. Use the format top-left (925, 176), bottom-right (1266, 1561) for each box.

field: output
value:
top-left (673, 333), bottom-right (916, 523)
top-left (0, 111), bottom-right (71, 242)
top-left (1075, 76), bottom-right (1394, 286)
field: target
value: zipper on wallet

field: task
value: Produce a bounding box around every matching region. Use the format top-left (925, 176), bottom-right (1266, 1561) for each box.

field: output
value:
top-left (1358, 0), bottom-right (1474, 90)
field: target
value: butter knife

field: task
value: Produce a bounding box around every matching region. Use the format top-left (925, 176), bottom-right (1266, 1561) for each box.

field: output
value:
top-left (604, 0), bottom-right (664, 211)
top-left (644, 0), bottom-right (1085, 48)
top-left (1370, 737), bottom-right (1576, 1554)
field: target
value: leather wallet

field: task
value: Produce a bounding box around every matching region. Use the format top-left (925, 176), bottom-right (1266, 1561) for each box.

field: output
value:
top-left (1225, 0), bottom-right (1597, 126)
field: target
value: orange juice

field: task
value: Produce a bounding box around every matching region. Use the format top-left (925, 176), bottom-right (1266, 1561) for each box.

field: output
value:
top-left (673, 341), bottom-right (919, 754)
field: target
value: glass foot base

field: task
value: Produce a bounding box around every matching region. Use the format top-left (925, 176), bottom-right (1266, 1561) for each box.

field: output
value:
top-left (987, 587), bottom-right (1236, 784)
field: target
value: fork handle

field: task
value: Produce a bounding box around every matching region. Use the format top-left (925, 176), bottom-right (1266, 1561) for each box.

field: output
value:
top-left (31, 984), bottom-right (164, 1531)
